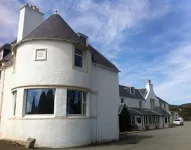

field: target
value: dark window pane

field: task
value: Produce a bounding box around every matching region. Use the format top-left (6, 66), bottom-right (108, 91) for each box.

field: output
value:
top-left (75, 54), bottom-right (83, 68)
top-left (67, 90), bottom-right (86, 115)
top-left (80, 36), bottom-right (86, 45)
top-left (25, 89), bottom-right (55, 115)
top-left (75, 49), bottom-right (83, 55)
top-left (121, 98), bottom-right (124, 103)
top-left (12, 91), bottom-right (17, 115)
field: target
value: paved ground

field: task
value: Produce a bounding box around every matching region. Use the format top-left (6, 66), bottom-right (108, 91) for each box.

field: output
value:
top-left (0, 122), bottom-right (191, 150)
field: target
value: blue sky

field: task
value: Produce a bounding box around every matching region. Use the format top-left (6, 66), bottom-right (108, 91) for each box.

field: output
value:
top-left (1, 0), bottom-right (191, 105)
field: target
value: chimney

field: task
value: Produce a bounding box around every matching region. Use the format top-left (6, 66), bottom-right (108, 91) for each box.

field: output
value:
top-left (17, 4), bottom-right (44, 42)
top-left (146, 79), bottom-right (153, 91)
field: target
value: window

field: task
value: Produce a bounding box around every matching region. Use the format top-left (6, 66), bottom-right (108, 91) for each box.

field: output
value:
top-left (25, 89), bottom-right (55, 115)
top-left (67, 90), bottom-right (87, 115)
top-left (164, 104), bottom-right (166, 110)
top-left (149, 116), bottom-right (152, 124)
top-left (130, 87), bottom-right (135, 94)
top-left (12, 91), bottom-right (17, 116)
top-left (136, 117), bottom-right (141, 123)
top-left (144, 116), bottom-right (148, 124)
top-left (35, 49), bottom-right (47, 61)
top-left (157, 116), bottom-right (159, 124)
top-left (74, 49), bottom-right (84, 68)
top-left (150, 99), bottom-right (155, 109)
top-left (139, 101), bottom-right (142, 108)
top-left (160, 103), bottom-right (162, 108)
top-left (121, 98), bottom-right (124, 103)
top-left (165, 117), bottom-right (168, 123)
top-left (131, 116), bottom-right (135, 125)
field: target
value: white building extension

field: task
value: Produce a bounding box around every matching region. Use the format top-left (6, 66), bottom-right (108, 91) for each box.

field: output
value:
top-left (119, 80), bottom-right (171, 132)
top-left (0, 5), bottom-right (120, 148)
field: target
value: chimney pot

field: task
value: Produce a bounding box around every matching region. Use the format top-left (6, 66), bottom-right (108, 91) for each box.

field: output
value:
top-left (17, 4), bottom-right (44, 42)
top-left (148, 80), bottom-right (151, 84)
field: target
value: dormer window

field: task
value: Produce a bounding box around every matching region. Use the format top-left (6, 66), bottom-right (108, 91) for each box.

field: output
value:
top-left (74, 48), bottom-right (84, 68)
top-left (77, 32), bottom-right (88, 46)
top-left (130, 87), bottom-right (135, 94)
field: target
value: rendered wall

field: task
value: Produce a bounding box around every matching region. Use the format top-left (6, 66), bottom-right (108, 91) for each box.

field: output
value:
top-left (122, 97), bottom-right (146, 108)
top-left (0, 40), bottom-right (120, 148)
top-left (92, 65), bottom-right (119, 142)
top-left (0, 40), bottom-right (96, 148)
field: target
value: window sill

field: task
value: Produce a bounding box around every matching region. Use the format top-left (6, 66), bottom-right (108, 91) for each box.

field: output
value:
top-left (9, 116), bottom-right (16, 119)
top-left (23, 114), bottom-right (55, 119)
top-left (65, 115), bottom-right (96, 119)
top-left (74, 66), bottom-right (86, 73)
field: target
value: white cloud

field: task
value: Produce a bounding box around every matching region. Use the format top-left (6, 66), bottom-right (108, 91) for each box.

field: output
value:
top-left (1, 0), bottom-right (190, 105)
top-left (0, 0), bottom-right (22, 44)
top-left (155, 44), bottom-right (191, 104)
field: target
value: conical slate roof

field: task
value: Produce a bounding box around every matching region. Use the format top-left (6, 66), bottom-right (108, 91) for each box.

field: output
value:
top-left (23, 14), bottom-right (80, 43)
top-left (21, 14), bottom-right (119, 71)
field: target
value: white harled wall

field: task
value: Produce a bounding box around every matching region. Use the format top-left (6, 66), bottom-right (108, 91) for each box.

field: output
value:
top-left (121, 97), bottom-right (146, 108)
top-left (92, 65), bottom-right (119, 142)
top-left (0, 40), bottom-right (119, 148)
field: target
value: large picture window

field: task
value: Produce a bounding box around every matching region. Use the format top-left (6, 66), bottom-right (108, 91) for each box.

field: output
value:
top-left (74, 49), bottom-right (84, 68)
top-left (25, 89), bottom-right (55, 115)
top-left (67, 90), bottom-right (87, 115)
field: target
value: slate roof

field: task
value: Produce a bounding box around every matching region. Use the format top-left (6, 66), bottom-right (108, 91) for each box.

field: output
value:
top-left (157, 96), bottom-right (168, 104)
top-left (153, 107), bottom-right (171, 116)
top-left (0, 43), bottom-right (11, 52)
top-left (132, 108), bottom-right (161, 116)
top-left (90, 45), bottom-right (119, 71)
top-left (0, 14), bottom-right (119, 71)
top-left (118, 104), bottom-right (130, 117)
top-left (3, 53), bottom-right (12, 61)
top-left (138, 88), bottom-right (147, 97)
top-left (128, 107), bottom-right (143, 116)
top-left (23, 14), bottom-right (80, 43)
top-left (119, 85), bottom-right (145, 100)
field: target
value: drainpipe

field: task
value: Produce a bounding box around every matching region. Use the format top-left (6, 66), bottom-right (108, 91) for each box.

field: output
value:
top-left (95, 64), bottom-right (99, 143)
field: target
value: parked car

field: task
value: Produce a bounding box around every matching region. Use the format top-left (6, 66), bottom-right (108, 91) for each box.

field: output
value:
top-left (173, 118), bottom-right (184, 126)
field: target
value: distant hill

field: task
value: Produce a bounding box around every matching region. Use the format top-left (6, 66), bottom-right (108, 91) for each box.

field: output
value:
top-left (169, 103), bottom-right (191, 121)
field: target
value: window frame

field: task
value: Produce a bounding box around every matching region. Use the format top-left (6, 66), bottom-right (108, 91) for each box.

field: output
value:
top-left (34, 48), bottom-right (47, 61)
top-left (139, 101), bottom-right (142, 108)
top-left (130, 87), bottom-right (135, 94)
top-left (121, 98), bottom-right (124, 103)
top-left (24, 88), bottom-right (56, 116)
top-left (150, 99), bottom-right (155, 109)
top-left (12, 90), bottom-right (17, 116)
top-left (74, 48), bottom-right (84, 70)
top-left (66, 89), bottom-right (87, 116)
